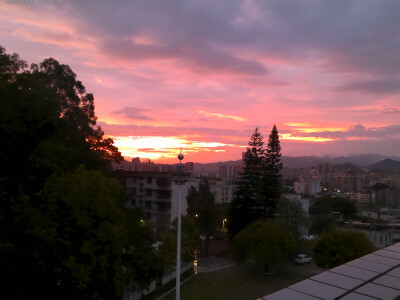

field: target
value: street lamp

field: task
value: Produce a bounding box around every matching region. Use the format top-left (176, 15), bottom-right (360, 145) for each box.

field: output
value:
top-left (175, 149), bottom-right (185, 300)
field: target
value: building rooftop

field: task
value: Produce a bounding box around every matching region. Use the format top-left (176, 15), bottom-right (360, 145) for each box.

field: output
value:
top-left (260, 243), bottom-right (400, 300)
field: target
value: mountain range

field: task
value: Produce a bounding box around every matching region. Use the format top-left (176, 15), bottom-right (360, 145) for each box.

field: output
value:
top-left (193, 154), bottom-right (400, 174)
top-left (115, 154), bottom-right (400, 175)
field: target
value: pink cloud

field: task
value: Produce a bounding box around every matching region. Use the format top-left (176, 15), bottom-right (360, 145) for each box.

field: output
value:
top-left (2, 1), bottom-right (400, 162)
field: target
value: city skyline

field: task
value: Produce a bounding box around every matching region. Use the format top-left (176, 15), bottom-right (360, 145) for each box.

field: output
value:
top-left (1, 1), bottom-right (399, 163)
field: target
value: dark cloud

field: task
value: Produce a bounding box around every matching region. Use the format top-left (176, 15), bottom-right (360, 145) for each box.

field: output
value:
top-left (12, 0), bottom-right (400, 79)
top-left (382, 108), bottom-right (400, 115)
top-left (98, 121), bottom-right (244, 138)
top-left (337, 78), bottom-right (400, 94)
top-left (112, 107), bottom-right (153, 120)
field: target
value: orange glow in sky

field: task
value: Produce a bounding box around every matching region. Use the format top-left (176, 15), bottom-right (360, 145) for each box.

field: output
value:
top-left (2, 1), bottom-right (400, 162)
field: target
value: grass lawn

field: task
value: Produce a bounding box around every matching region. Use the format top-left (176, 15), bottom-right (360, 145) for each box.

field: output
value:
top-left (147, 260), bottom-right (324, 300)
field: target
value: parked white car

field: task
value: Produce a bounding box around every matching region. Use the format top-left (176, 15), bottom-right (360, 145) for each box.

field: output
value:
top-left (294, 254), bottom-right (312, 264)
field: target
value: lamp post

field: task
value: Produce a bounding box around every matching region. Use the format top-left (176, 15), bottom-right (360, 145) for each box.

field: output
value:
top-left (175, 150), bottom-right (184, 300)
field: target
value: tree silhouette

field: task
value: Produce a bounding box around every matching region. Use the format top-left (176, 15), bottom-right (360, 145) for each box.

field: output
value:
top-left (187, 179), bottom-right (217, 256)
top-left (228, 127), bottom-right (265, 238)
top-left (228, 126), bottom-right (283, 238)
top-left (232, 220), bottom-right (296, 272)
top-left (0, 46), bottom-right (157, 299)
top-left (261, 124), bottom-right (283, 218)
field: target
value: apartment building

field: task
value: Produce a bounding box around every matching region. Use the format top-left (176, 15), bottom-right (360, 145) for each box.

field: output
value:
top-left (113, 170), bottom-right (198, 239)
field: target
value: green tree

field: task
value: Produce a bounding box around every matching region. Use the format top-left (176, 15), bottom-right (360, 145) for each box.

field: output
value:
top-left (232, 220), bottom-right (296, 272)
top-left (34, 167), bottom-right (128, 299)
top-left (228, 127), bottom-right (265, 238)
top-left (310, 195), bottom-right (357, 219)
top-left (187, 179), bottom-right (217, 255)
top-left (261, 124), bottom-right (283, 218)
top-left (276, 197), bottom-right (307, 239)
top-left (313, 230), bottom-right (375, 268)
top-left (158, 216), bottom-right (200, 270)
top-left (228, 126), bottom-right (283, 238)
top-left (0, 46), bottom-right (158, 299)
top-left (310, 215), bottom-right (337, 235)
top-left (123, 209), bottom-right (164, 293)
top-left (4, 166), bottom-right (162, 299)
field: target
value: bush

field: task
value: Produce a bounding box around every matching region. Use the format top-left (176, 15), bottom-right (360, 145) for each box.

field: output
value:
top-left (313, 230), bottom-right (375, 268)
top-left (232, 220), bottom-right (296, 271)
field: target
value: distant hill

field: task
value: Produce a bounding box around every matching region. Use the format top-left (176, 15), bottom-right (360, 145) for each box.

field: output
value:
top-left (332, 163), bottom-right (366, 174)
top-left (281, 154), bottom-right (398, 169)
top-left (113, 154), bottom-right (400, 174)
top-left (367, 159), bottom-right (400, 174)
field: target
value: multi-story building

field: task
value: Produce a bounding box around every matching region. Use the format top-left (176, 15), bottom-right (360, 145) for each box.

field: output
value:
top-left (342, 222), bottom-right (392, 249)
top-left (294, 178), bottom-right (321, 196)
top-left (113, 170), bottom-right (199, 239)
top-left (209, 179), bottom-right (235, 204)
top-left (331, 174), bottom-right (366, 193)
top-left (349, 189), bottom-right (375, 204)
top-left (218, 164), bottom-right (241, 180)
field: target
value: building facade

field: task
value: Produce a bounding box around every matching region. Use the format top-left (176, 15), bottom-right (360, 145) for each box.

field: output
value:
top-left (113, 170), bottom-right (199, 239)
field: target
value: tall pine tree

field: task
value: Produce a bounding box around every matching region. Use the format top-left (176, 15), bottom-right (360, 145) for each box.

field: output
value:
top-left (227, 127), bottom-right (265, 238)
top-left (227, 126), bottom-right (283, 238)
top-left (261, 124), bottom-right (283, 218)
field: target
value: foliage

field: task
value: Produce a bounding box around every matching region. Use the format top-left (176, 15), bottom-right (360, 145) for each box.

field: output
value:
top-left (261, 124), bottom-right (283, 218)
top-left (310, 215), bottom-right (337, 235)
top-left (276, 197), bottom-right (308, 239)
top-left (228, 125), bottom-right (283, 238)
top-left (123, 209), bottom-right (164, 292)
top-left (215, 202), bottom-right (229, 232)
top-left (309, 195), bottom-right (357, 219)
top-left (232, 220), bottom-right (296, 271)
top-left (187, 179), bottom-right (217, 255)
top-left (313, 230), bottom-right (375, 268)
top-left (0, 46), bottom-right (122, 177)
top-left (228, 128), bottom-right (264, 238)
top-left (35, 167), bottom-right (127, 298)
top-left (3, 166), bottom-right (161, 299)
top-left (0, 46), bottom-right (158, 299)
top-left (158, 216), bottom-right (200, 270)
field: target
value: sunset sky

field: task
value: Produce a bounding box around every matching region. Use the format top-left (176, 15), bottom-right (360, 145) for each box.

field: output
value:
top-left (1, 0), bottom-right (399, 163)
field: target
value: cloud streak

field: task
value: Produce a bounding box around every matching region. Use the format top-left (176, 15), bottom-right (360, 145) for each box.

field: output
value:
top-left (2, 0), bottom-right (400, 161)
top-left (112, 107), bottom-right (153, 120)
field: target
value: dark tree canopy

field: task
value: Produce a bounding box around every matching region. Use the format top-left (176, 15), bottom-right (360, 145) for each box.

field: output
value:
top-left (228, 126), bottom-right (283, 238)
top-left (313, 230), bottom-right (375, 268)
top-left (276, 197), bottom-right (308, 239)
top-left (309, 195), bottom-right (357, 219)
top-left (227, 128), bottom-right (264, 237)
top-left (158, 216), bottom-right (200, 270)
top-left (232, 220), bottom-right (296, 271)
top-left (262, 124), bottom-right (283, 217)
top-left (0, 46), bottom-right (158, 299)
top-left (187, 179), bottom-right (217, 255)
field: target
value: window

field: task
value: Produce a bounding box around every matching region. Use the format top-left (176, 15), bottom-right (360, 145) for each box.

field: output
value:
top-left (145, 201), bottom-right (152, 209)
top-left (147, 177), bottom-right (153, 184)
